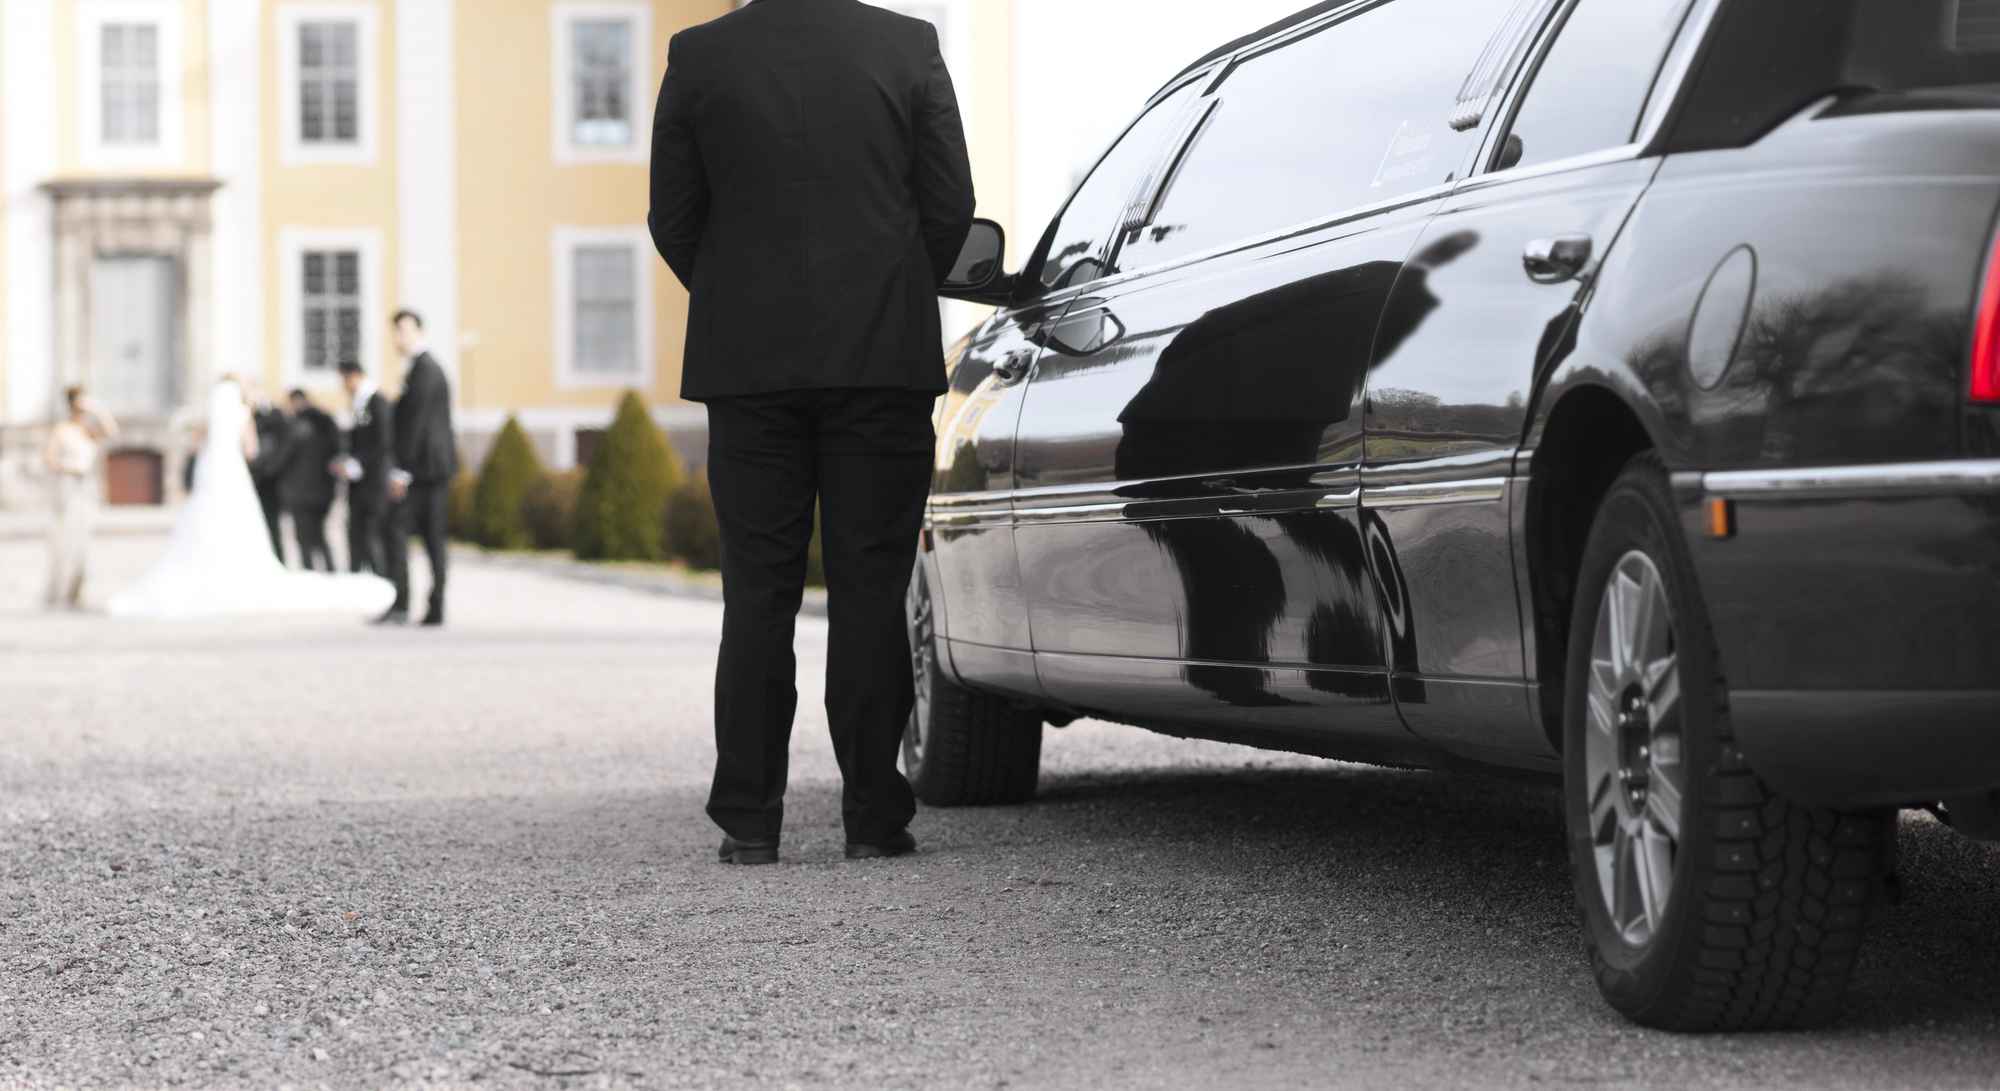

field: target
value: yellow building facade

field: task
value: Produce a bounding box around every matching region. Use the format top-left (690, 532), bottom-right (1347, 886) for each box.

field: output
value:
top-left (0, 0), bottom-right (1016, 504)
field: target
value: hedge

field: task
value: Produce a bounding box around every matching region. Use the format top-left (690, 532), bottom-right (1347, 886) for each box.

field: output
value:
top-left (446, 470), bottom-right (479, 543)
top-left (525, 469), bottom-right (584, 552)
top-left (574, 391), bottom-right (684, 561)
top-left (471, 417), bottom-right (544, 550)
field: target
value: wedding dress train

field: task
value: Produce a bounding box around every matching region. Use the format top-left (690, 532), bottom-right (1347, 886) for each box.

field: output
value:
top-left (107, 381), bottom-right (396, 620)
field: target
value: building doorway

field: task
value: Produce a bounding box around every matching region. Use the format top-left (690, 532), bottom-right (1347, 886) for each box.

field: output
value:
top-left (91, 255), bottom-right (179, 416)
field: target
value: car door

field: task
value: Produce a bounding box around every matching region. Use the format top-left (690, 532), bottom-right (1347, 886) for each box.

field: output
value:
top-left (1359, 0), bottom-right (1704, 763)
top-left (925, 77), bottom-right (1213, 696)
top-left (1012, 0), bottom-right (1523, 755)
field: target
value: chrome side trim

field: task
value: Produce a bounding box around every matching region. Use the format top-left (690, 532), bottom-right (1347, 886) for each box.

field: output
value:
top-left (1317, 489), bottom-right (1361, 508)
top-left (1012, 502), bottom-right (1130, 525)
top-left (1365, 477), bottom-right (1509, 509)
top-left (1702, 460), bottom-right (2000, 500)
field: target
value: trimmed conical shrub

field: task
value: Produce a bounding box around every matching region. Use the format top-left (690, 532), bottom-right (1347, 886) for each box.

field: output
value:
top-left (471, 416), bottom-right (545, 550)
top-left (575, 391), bottom-right (684, 561)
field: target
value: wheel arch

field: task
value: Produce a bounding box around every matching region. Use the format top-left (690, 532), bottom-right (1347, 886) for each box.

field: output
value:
top-left (1523, 381), bottom-right (1668, 753)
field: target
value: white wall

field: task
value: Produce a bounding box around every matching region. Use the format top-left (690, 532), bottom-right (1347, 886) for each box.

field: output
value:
top-left (1010, 0), bottom-right (1306, 253)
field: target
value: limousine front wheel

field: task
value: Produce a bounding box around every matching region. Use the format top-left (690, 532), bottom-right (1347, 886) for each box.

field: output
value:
top-left (903, 563), bottom-right (1041, 806)
top-left (1562, 455), bottom-right (1891, 1032)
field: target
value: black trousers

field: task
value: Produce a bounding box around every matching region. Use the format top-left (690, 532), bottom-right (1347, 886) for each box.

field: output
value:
top-left (705, 388), bottom-right (934, 844)
top-left (257, 485), bottom-right (284, 559)
top-left (386, 481), bottom-right (450, 617)
top-left (348, 499), bottom-right (386, 576)
top-left (290, 501), bottom-right (335, 572)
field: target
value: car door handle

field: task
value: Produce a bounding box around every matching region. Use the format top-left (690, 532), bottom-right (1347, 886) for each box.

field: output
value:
top-left (992, 350), bottom-right (1035, 385)
top-left (1523, 234), bottom-right (1593, 284)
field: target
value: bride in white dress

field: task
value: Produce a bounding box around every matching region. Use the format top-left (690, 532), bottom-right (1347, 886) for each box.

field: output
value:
top-left (108, 378), bottom-right (396, 619)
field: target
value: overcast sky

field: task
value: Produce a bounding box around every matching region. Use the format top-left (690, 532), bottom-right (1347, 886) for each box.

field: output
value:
top-left (1010, 0), bottom-right (1308, 240)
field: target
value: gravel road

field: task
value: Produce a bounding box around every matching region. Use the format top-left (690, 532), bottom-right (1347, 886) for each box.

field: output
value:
top-left (3, 535), bottom-right (1997, 1090)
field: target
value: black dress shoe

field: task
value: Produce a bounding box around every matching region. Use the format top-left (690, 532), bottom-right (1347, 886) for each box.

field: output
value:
top-left (419, 611), bottom-right (445, 627)
top-left (717, 836), bottom-right (779, 866)
top-left (844, 829), bottom-right (917, 860)
top-left (371, 608), bottom-right (409, 626)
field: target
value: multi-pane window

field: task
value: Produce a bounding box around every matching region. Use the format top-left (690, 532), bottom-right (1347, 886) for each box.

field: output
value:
top-left (297, 20), bottom-right (360, 145)
top-left (100, 23), bottom-right (161, 145)
top-left (572, 245), bottom-right (638, 376)
top-left (571, 18), bottom-right (634, 146)
top-left (301, 249), bottom-right (363, 373)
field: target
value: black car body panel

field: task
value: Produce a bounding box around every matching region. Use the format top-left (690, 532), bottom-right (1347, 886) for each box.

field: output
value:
top-left (927, 0), bottom-right (2000, 808)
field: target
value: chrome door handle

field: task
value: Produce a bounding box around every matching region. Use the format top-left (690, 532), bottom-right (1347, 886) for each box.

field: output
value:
top-left (1523, 234), bottom-right (1593, 284)
top-left (992, 350), bottom-right (1035, 384)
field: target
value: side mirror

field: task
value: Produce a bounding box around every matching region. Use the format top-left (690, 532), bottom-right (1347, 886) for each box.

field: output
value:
top-left (943, 218), bottom-right (1011, 302)
top-left (1495, 133), bottom-right (1525, 172)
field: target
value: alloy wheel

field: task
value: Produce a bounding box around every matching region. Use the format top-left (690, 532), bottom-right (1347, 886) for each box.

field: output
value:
top-left (1583, 550), bottom-right (1686, 948)
top-left (904, 570), bottom-right (935, 769)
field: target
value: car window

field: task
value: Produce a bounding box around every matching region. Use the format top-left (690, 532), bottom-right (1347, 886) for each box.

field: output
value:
top-left (1497, 0), bottom-right (1695, 172)
top-left (1848, 0), bottom-right (2000, 89)
top-left (1114, 0), bottom-right (1517, 274)
top-left (1032, 82), bottom-right (1202, 292)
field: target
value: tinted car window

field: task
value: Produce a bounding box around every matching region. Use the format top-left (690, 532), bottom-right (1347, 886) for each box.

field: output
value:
top-left (1499, 0), bottom-right (1694, 172)
top-left (1033, 82), bottom-right (1201, 291)
top-left (1115, 0), bottom-right (1517, 273)
top-left (1849, 0), bottom-right (2000, 88)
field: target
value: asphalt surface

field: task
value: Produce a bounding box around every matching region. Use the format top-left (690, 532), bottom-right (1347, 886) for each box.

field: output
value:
top-left (3, 534), bottom-right (1998, 1090)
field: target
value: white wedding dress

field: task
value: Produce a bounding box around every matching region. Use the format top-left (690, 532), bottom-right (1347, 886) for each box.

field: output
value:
top-left (107, 381), bottom-right (396, 620)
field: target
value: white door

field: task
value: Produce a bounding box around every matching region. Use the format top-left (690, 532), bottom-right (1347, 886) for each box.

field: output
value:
top-left (91, 255), bottom-right (177, 414)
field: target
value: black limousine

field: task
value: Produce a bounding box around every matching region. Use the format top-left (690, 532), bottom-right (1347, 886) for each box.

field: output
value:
top-left (913, 0), bottom-right (1999, 1032)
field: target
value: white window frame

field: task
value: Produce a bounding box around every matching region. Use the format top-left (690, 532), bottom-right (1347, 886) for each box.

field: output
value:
top-left (552, 226), bottom-right (655, 390)
top-left (552, 2), bottom-right (653, 165)
top-left (277, 3), bottom-right (379, 166)
top-left (78, 0), bottom-right (185, 169)
top-left (278, 226), bottom-right (384, 390)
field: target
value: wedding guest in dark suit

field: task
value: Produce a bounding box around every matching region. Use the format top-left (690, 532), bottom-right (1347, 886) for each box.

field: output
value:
top-left (650, 0), bottom-right (974, 865)
top-left (279, 389), bottom-right (340, 572)
top-left (336, 361), bottom-right (393, 579)
top-left (381, 309), bottom-right (459, 627)
top-left (249, 395), bottom-right (291, 558)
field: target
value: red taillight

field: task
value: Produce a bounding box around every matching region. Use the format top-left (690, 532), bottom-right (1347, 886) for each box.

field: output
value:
top-left (1974, 233), bottom-right (2000, 404)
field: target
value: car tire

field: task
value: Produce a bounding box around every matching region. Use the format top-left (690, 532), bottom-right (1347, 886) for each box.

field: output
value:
top-left (1561, 453), bottom-right (1893, 1031)
top-left (904, 561), bottom-right (1042, 806)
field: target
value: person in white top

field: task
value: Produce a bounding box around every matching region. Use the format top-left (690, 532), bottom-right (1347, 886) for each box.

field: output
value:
top-left (42, 386), bottom-right (118, 609)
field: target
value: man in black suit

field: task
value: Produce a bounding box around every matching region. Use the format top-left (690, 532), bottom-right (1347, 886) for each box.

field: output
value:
top-left (337, 360), bottom-right (393, 578)
top-left (280, 389), bottom-right (341, 572)
top-left (381, 309), bottom-right (458, 627)
top-left (249, 397), bottom-right (291, 558)
top-left (650, 0), bottom-right (975, 865)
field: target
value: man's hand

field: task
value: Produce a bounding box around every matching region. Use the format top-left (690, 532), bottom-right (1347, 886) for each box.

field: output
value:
top-left (388, 477), bottom-right (409, 502)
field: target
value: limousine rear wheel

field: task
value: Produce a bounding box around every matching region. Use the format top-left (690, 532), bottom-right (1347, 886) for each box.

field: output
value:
top-left (1562, 454), bottom-right (1891, 1032)
top-left (903, 563), bottom-right (1042, 806)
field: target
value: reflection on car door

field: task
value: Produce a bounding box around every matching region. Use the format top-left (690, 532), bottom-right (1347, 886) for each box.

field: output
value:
top-left (1360, 0), bottom-right (1699, 763)
top-left (1013, 0), bottom-right (1521, 758)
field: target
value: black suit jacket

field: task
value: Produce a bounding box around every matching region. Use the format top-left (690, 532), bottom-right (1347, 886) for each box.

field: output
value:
top-left (249, 407), bottom-right (290, 491)
top-left (393, 352), bottom-right (459, 485)
top-left (278, 407), bottom-right (340, 510)
top-left (346, 391), bottom-right (395, 511)
top-left (649, 0), bottom-right (976, 400)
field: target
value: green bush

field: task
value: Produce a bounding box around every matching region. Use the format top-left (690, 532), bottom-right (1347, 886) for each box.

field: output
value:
top-left (525, 468), bottom-right (585, 552)
top-left (470, 417), bottom-right (545, 550)
top-left (575, 391), bottom-right (684, 561)
top-left (446, 470), bottom-right (479, 543)
top-left (665, 471), bottom-right (722, 570)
